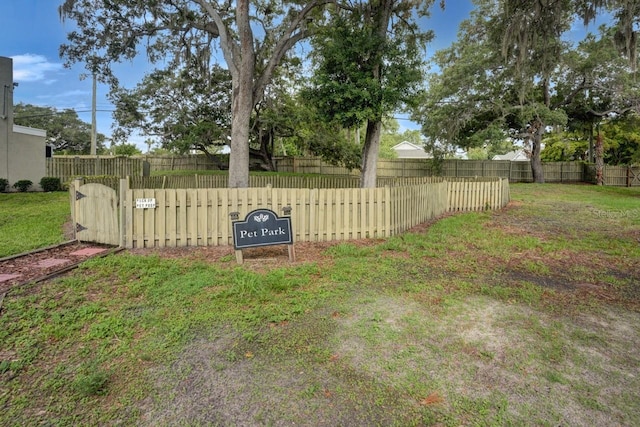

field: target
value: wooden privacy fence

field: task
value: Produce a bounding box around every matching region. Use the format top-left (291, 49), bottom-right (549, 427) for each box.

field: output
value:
top-left (142, 154), bottom-right (227, 171)
top-left (53, 155), bottom-right (639, 186)
top-left (583, 164), bottom-right (640, 186)
top-left (69, 177), bottom-right (509, 248)
top-left (81, 174), bottom-right (447, 194)
top-left (47, 156), bottom-right (147, 183)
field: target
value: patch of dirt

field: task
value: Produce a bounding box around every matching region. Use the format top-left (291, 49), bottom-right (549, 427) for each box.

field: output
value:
top-left (126, 239), bottom-right (384, 273)
top-left (0, 242), bottom-right (114, 295)
top-left (139, 317), bottom-right (411, 427)
top-left (62, 217), bottom-right (76, 241)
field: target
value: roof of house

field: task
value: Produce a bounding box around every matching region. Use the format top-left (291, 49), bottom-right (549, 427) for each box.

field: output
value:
top-left (392, 141), bottom-right (432, 159)
top-left (13, 125), bottom-right (46, 137)
top-left (492, 150), bottom-right (529, 161)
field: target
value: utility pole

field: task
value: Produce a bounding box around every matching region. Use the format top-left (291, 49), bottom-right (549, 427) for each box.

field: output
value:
top-left (90, 73), bottom-right (97, 155)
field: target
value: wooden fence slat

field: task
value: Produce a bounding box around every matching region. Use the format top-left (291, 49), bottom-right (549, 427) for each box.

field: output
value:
top-left (167, 190), bottom-right (177, 247)
top-left (177, 189), bottom-right (187, 246)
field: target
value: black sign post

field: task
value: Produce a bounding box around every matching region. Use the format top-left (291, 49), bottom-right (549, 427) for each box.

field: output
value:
top-left (230, 208), bottom-right (295, 264)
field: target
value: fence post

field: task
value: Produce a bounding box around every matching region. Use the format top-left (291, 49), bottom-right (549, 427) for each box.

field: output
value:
top-left (72, 178), bottom-right (84, 241)
top-left (119, 178), bottom-right (129, 247)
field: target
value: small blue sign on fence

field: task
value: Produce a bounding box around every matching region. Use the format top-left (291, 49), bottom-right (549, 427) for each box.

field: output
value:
top-left (231, 208), bottom-right (293, 250)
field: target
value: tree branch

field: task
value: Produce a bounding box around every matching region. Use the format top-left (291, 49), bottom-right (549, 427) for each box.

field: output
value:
top-left (254, 0), bottom-right (335, 102)
top-left (192, 0), bottom-right (239, 78)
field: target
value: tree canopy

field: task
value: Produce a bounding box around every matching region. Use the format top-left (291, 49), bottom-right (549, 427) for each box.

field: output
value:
top-left (59, 0), bottom-right (334, 187)
top-left (57, 0), bottom-right (639, 181)
top-left (111, 62), bottom-right (232, 167)
top-left (304, 0), bottom-right (437, 187)
top-left (415, 0), bottom-right (639, 182)
top-left (13, 103), bottom-right (106, 154)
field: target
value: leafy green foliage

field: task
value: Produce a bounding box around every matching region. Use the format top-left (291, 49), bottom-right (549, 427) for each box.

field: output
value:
top-left (0, 178), bottom-right (8, 192)
top-left (304, 1), bottom-right (436, 186)
top-left (602, 114), bottom-right (640, 165)
top-left (112, 143), bottom-right (142, 157)
top-left (58, 0), bottom-right (338, 187)
top-left (305, 4), bottom-right (432, 129)
top-left (111, 64), bottom-right (232, 157)
top-left (39, 177), bottom-right (62, 192)
top-left (13, 180), bottom-right (32, 192)
top-left (417, 1), bottom-right (640, 179)
top-left (541, 131), bottom-right (590, 162)
top-left (542, 114), bottom-right (640, 165)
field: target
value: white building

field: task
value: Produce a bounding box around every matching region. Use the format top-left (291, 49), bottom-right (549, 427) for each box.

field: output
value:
top-left (1, 56), bottom-right (47, 190)
top-left (492, 150), bottom-right (530, 161)
top-left (392, 141), bottom-right (432, 159)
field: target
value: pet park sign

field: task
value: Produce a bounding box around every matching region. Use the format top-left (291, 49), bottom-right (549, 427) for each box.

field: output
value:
top-left (230, 208), bottom-right (295, 263)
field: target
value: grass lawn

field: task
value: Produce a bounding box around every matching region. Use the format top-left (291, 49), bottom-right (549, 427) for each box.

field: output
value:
top-left (0, 192), bottom-right (70, 258)
top-left (1, 183), bottom-right (639, 426)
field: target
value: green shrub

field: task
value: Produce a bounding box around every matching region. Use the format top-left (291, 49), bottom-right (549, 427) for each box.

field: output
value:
top-left (0, 178), bottom-right (7, 192)
top-left (13, 180), bottom-right (33, 192)
top-left (39, 177), bottom-right (62, 192)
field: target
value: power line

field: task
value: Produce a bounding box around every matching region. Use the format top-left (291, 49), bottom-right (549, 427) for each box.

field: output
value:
top-left (14, 109), bottom-right (115, 119)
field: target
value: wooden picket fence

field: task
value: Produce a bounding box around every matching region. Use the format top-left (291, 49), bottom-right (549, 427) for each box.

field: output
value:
top-left (70, 177), bottom-right (509, 248)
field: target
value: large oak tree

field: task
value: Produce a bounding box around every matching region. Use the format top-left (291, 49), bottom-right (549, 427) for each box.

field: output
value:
top-left (59, 0), bottom-right (332, 187)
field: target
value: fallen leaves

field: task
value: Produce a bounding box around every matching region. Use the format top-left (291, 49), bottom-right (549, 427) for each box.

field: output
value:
top-left (420, 392), bottom-right (444, 406)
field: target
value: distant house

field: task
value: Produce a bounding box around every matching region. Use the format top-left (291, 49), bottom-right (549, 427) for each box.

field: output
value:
top-left (492, 150), bottom-right (529, 161)
top-left (392, 141), bottom-right (432, 159)
top-left (1, 56), bottom-right (47, 191)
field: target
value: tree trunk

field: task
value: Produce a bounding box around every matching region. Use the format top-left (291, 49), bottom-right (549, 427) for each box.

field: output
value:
top-left (595, 131), bottom-right (604, 185)
top-left (530, 120), bottom-right (545, 184)
top-left (227, 83), bottom-right (253, 187)
top-left (227, 0), bottom-right (254, 188)
top-left (359, 0), bottom-right (392, 189)
top-left (360, 119), bottom-right (382, 188)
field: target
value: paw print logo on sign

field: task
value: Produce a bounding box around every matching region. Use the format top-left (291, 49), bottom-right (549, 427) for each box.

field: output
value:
top-left (254, 213), bottom-right (270, 223)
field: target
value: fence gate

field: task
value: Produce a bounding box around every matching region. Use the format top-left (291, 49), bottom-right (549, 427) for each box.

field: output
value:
top-left (628, 167), bottom-right (640, 187)
top-left (73, 183), bottom-right (120, 245)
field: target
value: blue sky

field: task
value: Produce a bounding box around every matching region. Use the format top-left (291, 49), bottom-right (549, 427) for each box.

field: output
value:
top-left (1, 1), bottom-right (475, 150)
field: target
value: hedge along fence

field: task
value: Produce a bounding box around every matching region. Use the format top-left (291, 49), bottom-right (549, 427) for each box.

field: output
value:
top-left (106, 177), bottom-right (508, 248)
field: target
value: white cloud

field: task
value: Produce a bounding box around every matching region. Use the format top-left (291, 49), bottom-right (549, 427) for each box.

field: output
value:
top-left (11, 54), bottom-right (63, 82)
